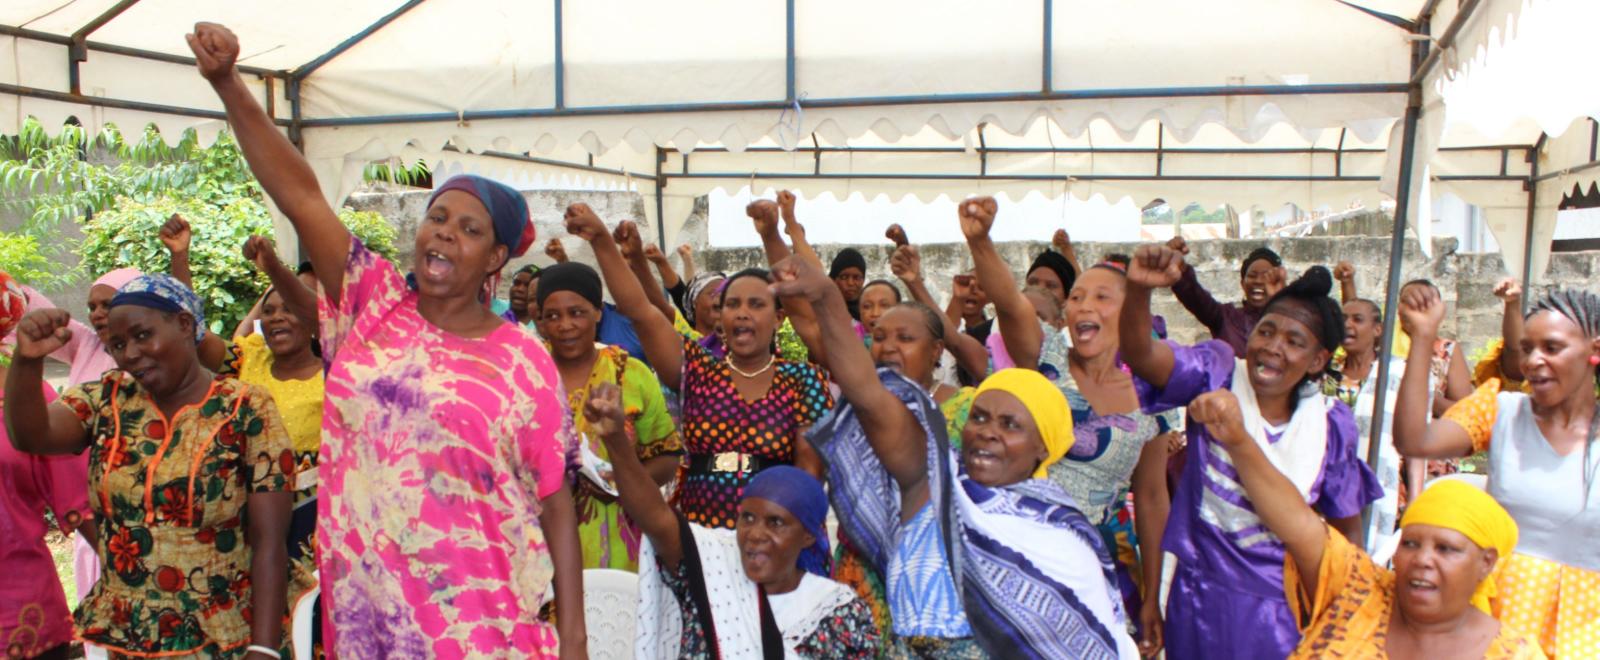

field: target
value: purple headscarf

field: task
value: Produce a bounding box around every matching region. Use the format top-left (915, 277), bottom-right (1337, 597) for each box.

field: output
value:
top-left (743, 465), bottom-right (832, 577)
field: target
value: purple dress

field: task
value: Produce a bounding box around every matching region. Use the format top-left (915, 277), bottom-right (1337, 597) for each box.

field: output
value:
top-left (1134, 340), bottom-right (1381, 660)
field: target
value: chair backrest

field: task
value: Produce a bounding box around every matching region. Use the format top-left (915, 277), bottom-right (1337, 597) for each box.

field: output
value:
top-left (584, 568), bottom-right (640, 660)
top-left (292, 571), bottom-right (320, 660)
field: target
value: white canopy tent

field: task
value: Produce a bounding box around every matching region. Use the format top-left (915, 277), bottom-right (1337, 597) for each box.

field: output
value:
top-left (3, 0), bottom-right (1597, 495)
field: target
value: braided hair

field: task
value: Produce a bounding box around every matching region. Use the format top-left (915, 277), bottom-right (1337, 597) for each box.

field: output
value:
top-left (1524, 288), bottom-right (1600, 509)
top-left (888, 300), bottom-right (946, 344)
top-left (1261, 266), bottom-right (1346, 396)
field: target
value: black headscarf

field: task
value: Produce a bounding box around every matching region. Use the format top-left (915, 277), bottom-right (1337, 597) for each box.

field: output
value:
top-left (1028, 250), bottom-right (1077, 296)
top-left (1240, 247), bottom-right (1283, 277)
top-left (535, 262), bottom-right (603, 310)
top-left (831, 248), bottom-right (868, 320)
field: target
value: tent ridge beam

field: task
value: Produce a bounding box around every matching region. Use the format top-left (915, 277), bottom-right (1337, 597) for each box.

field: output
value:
top-left (1528, 158), bottom-right (1599, 184)
top-left (672, 144), bottom-right (1521, 156)
top-left (298, 82), bottom-right (1408, 128)
top-left (293, 0), bottom-right (427, 79)
top-left (664, 172), bottom-right (1407, 182)
top-left (1410, 0), bottom-right (1484, 85)
top-left (456, 147), bottom-right (656, 181)
top-left (71, 0), bottom-right (139, 42)
top-left (0, 24), bottom-right (283, 79)
top-left (0, 81), bottom-right (292, 126)
top-left (67, 0), bottom-right (141, 93)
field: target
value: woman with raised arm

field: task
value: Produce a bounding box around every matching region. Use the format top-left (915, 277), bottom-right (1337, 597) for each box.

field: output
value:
top-left (565, 203), bottom-right (831, 528)
top-left (5, 274), bottom-right (294, 659)
top-left (1324, 297), bottom-right (1425, 554)
top-left (1119, 243), bottom-right (1382, 660)
top-left (780, 196), bottom-right (1138, 659)
top-left (585, 383), bottom-right (879, 658)
top-left (0, 273), bottom-right (95, 660)
top-left (188, 22), bottom-right (585, 658)
top-left (1186, 388), bottom-right (1543, 658)
top-left (1393, 285), bottom-right (1600, 658)
top-left (534, 260), bottom-right (683, 570)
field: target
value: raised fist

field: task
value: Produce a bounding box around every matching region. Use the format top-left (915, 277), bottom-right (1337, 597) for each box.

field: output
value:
top-left (889, 245), bottom-right (922, 285)
top-left (1165, 236), bottom-right (1189, 256)
top-left (241, 235), bottom-right (279, 272)
top-left (186, 23), bottom-right (240, 83)
top-left (1398, 283), bottom-right (1446, 338)
top-left (1188, 390), bottom-right (1249, 450)
top-left (643, 243), bottom-right (666, 264)
top-left (747, 200), bottom-right (781, 237)
top-left (583, 383), bottom-right (628, 444)
top-left (767, 254), bottom-right (835, 305)
top-left (613, 221), bottom-right (644, 260)
top-left (777, 190), bottom-right (798, 225)
top-left (1052, 229), bottom-right (1072, 253)
top-left (1128, 244), bottom-right (1185, 289)
top-left (958, 197), bottom-right (999, 241)
top-left (544, 238), bottom-right (570, 263)
top-left (160, 214), bottom-right (192, 256)
top-left (885, 224), bottom-right (909, 247)
top-left (1332, 261), bottom-right (1356, 283)
top-left (1493, 277), bottom-right (1522, 304)
top-left (13, 309), bottom-right (73, 361)
top-left (562, 203), bottom-right (608, 246)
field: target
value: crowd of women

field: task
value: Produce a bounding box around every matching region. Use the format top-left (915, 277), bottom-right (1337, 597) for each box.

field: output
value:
top-left (3, 20), bottom-right (1598, 660)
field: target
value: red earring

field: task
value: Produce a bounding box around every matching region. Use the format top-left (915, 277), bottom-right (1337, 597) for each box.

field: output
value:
top-left (1589, 355), bottom-right (1600, 366)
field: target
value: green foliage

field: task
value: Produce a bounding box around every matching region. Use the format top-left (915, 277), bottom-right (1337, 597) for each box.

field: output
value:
top-left (79, 198), bottom-right (273, 334)
top-left (0, 231), bottom-right (72, 290)
top-left (338, 208), bottom-right (400, 262)
top-left (362, 158), bottom-right (432, 187)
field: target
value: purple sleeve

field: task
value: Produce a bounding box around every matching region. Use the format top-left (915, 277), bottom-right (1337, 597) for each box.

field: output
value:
top-left (1133, 339), bottom-right (1236, 413)
top-left (1312, 401), bottom-right (1385, 520)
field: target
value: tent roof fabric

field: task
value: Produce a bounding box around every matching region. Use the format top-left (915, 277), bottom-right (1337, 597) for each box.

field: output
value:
top-left (0, 0), bottom-right (1594, 280)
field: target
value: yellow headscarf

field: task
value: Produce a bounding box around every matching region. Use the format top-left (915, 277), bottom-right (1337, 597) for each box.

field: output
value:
top-left (1398, 479), bottom-right (1519, 613)
top-left (973, 368), bottom-right (1074, 479)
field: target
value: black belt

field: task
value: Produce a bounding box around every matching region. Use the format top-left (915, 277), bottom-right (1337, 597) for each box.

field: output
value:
top-left (687, 451), bottom-right (775, 476)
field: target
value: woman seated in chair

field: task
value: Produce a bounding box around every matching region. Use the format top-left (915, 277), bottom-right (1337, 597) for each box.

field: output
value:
top-left (1186, 388), bottom-right (1544, 658)
top-left (584, 382), bottom-right (879, 658)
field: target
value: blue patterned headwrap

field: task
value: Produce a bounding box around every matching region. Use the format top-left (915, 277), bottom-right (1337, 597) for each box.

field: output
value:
top-left (743, 465), bottom-right (832, 577)
top-left (428, 174), bottom-right (536, 258)
top-left (110, 274), bottom-right (206, 343)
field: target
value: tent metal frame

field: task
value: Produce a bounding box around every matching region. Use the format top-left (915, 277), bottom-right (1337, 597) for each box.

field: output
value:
top-left (0, 0), bottom-right (1586, 494)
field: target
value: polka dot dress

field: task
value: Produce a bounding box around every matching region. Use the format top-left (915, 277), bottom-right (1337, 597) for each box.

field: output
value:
top-left (1495, 552), bottom-right (1600, 658)
top-left (676, 337), bottom-right (832, 529)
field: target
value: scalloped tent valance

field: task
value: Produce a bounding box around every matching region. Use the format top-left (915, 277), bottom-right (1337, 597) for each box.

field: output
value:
top-left (1, 0), bottom-right (1594, 284)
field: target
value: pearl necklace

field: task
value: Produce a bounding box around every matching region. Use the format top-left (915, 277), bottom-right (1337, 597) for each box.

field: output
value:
top-left (726, 354), bottom-right (776, 378)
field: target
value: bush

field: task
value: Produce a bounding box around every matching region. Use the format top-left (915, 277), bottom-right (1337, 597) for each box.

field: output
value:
top-left (338, 208), bottom-right (399, 262)
top-left (0, 232), bottom-right (72, 290)
top-left (79, 197), bottom-right (273, 334)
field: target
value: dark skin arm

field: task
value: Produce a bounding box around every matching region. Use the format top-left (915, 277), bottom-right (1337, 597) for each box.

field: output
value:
top-left (1333, 261), bottom-right (1357, 304)
top-left (189, 23), bottom-right (351, 304)
top-left (770, 255), bottom-right (930, 517)
top-left (645, 244), bottom-right (682, 290)
top-left (1494, 278), bottom-right (1525, 382)
top-left (160, 214), bottom-right (196, 290)
top-left (888, 240), bottom-right (988, 380)
top-left (1119, 244), bottom-right (1185, 389)
top-left (753, 197), bottom-right (827, 366)
top-left (1392, 285), bottom-right (1476, 459)
top-left (1131, 435), bottom-right (1171, 658)
top-left (538, 485), bottom-right (587, 657)
top-left (615, 222), bottom-right (679, 325)
top-left (565, 205), bottom-right (685, 390)
top-left (246, 491), bottom-right (291, 655)
top-left (1433, 345), bottom-right (1473, 417)
top-left (244, 236), bottom-right (320, 331)
top-left (5, 311), bottom-right (92, 455)
top-left (1190, 390), bottom-right (1328, 596)
top-left (585, 383), bottom-right (684, 568)
top-left (961, 197), bottom-right (1042, 370)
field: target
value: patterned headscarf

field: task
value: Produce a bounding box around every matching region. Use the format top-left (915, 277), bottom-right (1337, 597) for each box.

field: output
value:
top-left (974, 368), bottom-right (1075, 479)
top-left (682, 271), bottom-right (725, 328)
top-left (0, 271), bottom-right (27, 339)
top-left (110, 274), bottom-right (206, 344)
top-left (742, 465), bottom-right (832, 577)
top-left (429, 175), bottom-right (537, 258)
top-left (1399, 479), bottom-right (1518, 614)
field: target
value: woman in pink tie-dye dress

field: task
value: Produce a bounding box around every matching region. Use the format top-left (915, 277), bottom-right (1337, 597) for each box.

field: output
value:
top-left (190, 22), bottom-right (587, 659)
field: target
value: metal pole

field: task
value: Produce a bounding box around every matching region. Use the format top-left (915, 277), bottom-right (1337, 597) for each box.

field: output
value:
top-left (554, 0), bottom-right (565, 109)
top-left (1362, 98), bottom-right (1420, 537)
top-left (1521, 134), bottom-right (1546, 304)
top-left (1042, 0), bottom-right (1053, 93)
top-left (785, 0), bottom-right (796, 103)
top-left (655, 147), bottom-right (667, 249)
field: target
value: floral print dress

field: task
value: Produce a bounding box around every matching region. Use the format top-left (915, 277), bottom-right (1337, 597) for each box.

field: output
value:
top-left (317, 240), bottom-right (578, 659)
top-left (60, 371), bottom-right (295, 658)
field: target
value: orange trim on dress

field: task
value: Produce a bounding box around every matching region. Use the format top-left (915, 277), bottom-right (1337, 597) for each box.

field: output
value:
top-left (74, 632), bottom-right (250, 658)
top-left (183, 388), bottom-right (247, 526)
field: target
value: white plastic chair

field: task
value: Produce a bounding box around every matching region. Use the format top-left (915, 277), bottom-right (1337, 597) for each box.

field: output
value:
top-left (83, 644), bottom-right (108, 660)
top-left (292, 570), bottom-right (320, 660)
top-left (584, 568), bottom-right (640, 660)
top-left (1371, 472), bottom-right (1488, 566)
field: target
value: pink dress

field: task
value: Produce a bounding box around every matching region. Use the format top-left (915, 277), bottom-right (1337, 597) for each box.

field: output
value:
top-left (0, 386), bottom-right (85, 658)
top-left (318, 240), bottom-right (577, 659)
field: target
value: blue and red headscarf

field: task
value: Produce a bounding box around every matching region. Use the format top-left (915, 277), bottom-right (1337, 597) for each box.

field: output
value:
top-left (428, 174), bottom-right (537, 258)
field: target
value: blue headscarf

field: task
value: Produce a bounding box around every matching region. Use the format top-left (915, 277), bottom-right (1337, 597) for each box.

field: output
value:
top-left (110, 274), bottom-right (206, 343)
top-left (428, 174), bottom-right (536, 257)
top-left (743, 465), bottom-right (832, 577)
